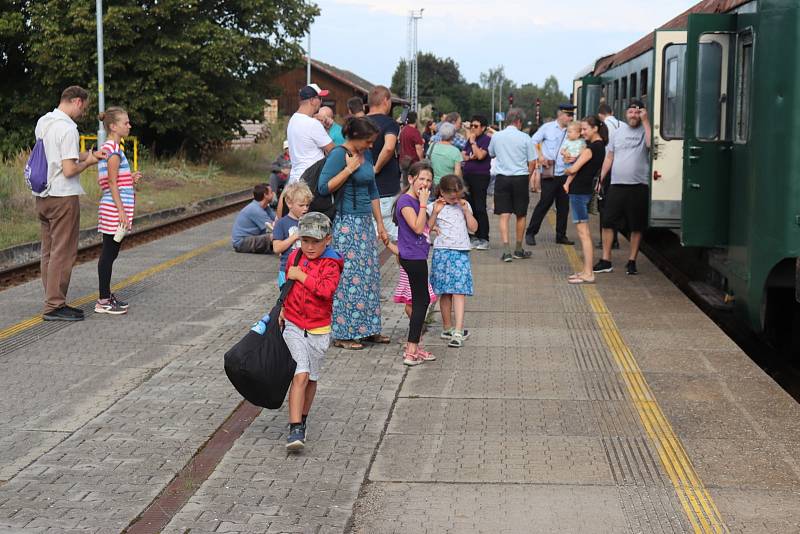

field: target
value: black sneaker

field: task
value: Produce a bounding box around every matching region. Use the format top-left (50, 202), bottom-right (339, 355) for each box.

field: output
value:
top-left (501, 252), bottom-right (513, 263)
top-left (525, 234), bottom-right (536, 246)
top-left (556, 237), bottom-right (575, 245)
top-left (626, 260), bottom-right (638, 275)
top-left (64, 305), bottom-right (85, 316)
top-left (512, 249), bottom-right (532, 259)
top-left (43, 306), bottom-right (84, 322)
top-left (109, 294), bottom-right (129, 309)
top-left (593, 260), bottom-right (613, 273)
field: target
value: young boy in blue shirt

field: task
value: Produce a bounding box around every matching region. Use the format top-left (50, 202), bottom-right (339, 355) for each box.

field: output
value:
top-left (272, 182), bottom-right (312, 287)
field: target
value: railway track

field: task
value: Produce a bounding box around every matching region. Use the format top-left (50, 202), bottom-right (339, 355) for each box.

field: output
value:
top-left (641, 229), bottom-right (800, 402)
top-left (0, 195), bottom-right (250, 291)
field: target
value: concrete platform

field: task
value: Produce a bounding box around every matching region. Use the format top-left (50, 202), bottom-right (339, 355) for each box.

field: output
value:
top-left (0, 204), bottom-right (797, 533)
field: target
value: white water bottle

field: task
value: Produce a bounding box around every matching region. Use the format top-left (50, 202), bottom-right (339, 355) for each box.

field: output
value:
top-left (113, 223), bottom-right (127, 243)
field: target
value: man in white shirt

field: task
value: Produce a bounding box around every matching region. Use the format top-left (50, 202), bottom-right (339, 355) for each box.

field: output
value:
top-left (277, 84), bottom-right (335, 217)
top-left (34, 86), bottom-right (106, 321)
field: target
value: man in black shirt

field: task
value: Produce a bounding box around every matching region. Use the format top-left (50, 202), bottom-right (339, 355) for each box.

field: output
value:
top-left (366, 85), bottom-right (401, 241)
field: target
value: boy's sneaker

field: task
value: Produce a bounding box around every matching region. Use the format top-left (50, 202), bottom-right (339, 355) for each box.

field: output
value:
top-left (109, 294), bottom-right (129, 309)
top-left (42, 306), bottom-right (84, 322)
top-left (501, 252), bottom-right (513, 263)
top-left (593, 259), bottom-right (613, 273)
top-left (626, 260), bottom-right (638, 275)
top-left (475, 239), bottom-right (490, 250)
top-left (440, 328), bottom-right (470, 340)
top-left (512, 249), bottom-right (532, 259)
top-left (448, 331), bottom-right (465, 348)
top-left (95, 300), bottom-right (128, 315)
top-left (286, 424), bottom-right (305, 451)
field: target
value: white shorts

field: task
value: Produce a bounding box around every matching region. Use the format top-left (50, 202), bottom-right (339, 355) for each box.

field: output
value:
top-left (282, 319), bottom-right (330, 381)
top-left (376, 196), bottom-right (399, 242)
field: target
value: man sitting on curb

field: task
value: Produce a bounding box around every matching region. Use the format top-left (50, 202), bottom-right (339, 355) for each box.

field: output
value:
top-left (231, 184), bottom-right (276, 254)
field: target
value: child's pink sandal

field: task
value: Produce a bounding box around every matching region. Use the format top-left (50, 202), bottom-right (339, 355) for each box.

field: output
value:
top-left (403, 350), bottom-right (423, 366)
top-left (415, 346), bottom-right (436, 361)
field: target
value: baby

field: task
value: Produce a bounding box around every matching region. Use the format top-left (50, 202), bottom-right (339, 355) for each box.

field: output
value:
top-left (560, 121), bottom-right (586, 161)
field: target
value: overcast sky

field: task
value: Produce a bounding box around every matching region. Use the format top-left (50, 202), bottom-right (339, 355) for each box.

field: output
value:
top-left (307, 0), bottom-right (700, 94)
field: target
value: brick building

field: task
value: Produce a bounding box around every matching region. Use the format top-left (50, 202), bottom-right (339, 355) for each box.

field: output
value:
top-left (274, 58), bottom-right (407, 117)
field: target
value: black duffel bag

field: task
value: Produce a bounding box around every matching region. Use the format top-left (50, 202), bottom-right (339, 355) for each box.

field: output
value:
top-left (224, 251), bottom-right (302, 409)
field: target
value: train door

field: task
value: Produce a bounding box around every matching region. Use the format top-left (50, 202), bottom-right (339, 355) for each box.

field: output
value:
top-left (650, 30), bottom-right (687, 228)
top-left (681, 14), bottom-right (737, 246)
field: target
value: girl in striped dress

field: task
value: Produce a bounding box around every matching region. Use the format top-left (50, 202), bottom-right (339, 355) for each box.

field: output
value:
top-left (95, 107), bottom-right (140, 315)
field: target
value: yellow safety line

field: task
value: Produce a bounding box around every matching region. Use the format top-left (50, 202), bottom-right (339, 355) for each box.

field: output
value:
top-left (555, 216), bottom-right (727, 533)
top-left (0, 238), bottom-right (228, 342)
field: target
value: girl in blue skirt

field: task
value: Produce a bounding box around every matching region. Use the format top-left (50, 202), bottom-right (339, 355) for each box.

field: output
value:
top-left (427, 174), bottom-right (478, 348)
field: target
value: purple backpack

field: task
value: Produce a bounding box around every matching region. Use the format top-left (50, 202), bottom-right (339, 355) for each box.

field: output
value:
top-left (24, 138), bottom-right (49, 194)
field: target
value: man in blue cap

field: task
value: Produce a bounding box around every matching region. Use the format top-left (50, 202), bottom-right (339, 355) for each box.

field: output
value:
top-left (526, 103), bottom-right (576, 246)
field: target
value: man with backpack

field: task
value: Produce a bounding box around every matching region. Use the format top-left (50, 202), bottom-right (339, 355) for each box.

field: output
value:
top-left (32, 86), bottom-right (106, 322)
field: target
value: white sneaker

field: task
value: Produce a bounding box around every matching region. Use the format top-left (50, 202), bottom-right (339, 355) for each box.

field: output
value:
top-left (475, 239), bottom-right (490, 250)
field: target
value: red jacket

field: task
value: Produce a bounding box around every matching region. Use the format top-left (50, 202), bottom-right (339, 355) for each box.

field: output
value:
top-left (282, 247), bottom-right (344, 330)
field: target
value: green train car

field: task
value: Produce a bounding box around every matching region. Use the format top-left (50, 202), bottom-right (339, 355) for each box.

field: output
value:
top-left (573, 0), bottom-right (800, 348)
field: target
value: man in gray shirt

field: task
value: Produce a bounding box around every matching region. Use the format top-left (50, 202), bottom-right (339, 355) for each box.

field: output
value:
top-left (593, 100), bottom-right (651, 276)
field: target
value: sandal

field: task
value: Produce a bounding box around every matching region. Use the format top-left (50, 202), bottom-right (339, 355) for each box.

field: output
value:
top-left (333, 339), bottom-right (365, 350)
top-left (362, 333), bottom-right (391, 344)
top-left (568, 276), bottom-right (595, 285)
top-left (416, 346), bottom-right (436, 361)
top-left (403, 350), bottom-right (423, 366)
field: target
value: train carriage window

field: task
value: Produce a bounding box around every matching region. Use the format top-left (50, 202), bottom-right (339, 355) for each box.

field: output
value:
top-left (640, 68), bottom-right (649, 107)
top-left (695, 40), bottom-right (723, 140)
top-left (621, 77), bottom-right (628, 111)
top-left (661, 44), bottom-right (687, 139)
top-left (735, 31), bottom-right (754, 143)
top-left (613, 79), bottom-right (620, 115)
top-left (630, 73), bottom-right (638, 98)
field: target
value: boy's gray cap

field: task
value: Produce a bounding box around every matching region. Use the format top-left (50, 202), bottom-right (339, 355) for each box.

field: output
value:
top-left (298, 212), bottom-right (332, 239)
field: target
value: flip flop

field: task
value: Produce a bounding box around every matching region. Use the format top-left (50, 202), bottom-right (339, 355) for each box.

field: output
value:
top-left (568, 276), bottom-right (596, 285)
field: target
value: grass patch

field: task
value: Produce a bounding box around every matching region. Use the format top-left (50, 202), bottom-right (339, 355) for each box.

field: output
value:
top-left (0, 119), bottom-right (286, 250)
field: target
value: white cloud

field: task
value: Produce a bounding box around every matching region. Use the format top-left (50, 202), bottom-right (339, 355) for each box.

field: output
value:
top-left (328, 0), bottom-right (699, 33)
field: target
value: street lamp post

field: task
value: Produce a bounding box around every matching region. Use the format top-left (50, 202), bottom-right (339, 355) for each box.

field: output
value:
top-left (96, 0), bottom-right (106, 143)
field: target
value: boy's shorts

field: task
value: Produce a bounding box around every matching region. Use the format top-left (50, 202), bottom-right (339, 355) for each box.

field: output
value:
top-left (282, 319), bottom-right (330, 381)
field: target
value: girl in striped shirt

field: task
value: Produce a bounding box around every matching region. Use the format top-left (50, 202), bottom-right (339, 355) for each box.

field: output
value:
top-left (95, 107), bottom-right (141, 315)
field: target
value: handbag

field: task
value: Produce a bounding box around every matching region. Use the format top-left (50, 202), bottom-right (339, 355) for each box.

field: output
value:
top-left (540, 129), bottom-right (567, 179)
top-left (588, 176), bottom-right (600, 215)
top-left (223, 251), bottom-right (303, 409)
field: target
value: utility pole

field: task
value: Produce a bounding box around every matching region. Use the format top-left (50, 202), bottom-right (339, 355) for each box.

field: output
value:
top-left (498, 81), bottom-right (503, 129)
top-left (306, 33), bottom-right (311, 85)
top-left (405, 9), bottom-right (423, 111)
top-left (96, 0), bottom-right (106, 143)
top-left (491, 83), bottom-right (495, 126)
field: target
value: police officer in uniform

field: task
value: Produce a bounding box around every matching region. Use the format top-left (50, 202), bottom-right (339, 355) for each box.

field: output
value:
top-left (526, 103), bottom-right (576, 246)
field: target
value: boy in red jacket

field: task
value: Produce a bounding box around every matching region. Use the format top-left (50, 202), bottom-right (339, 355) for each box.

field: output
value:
top-left (280, 212), bottom-right (344, 451)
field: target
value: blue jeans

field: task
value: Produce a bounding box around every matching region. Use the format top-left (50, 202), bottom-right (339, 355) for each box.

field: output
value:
top-left (569, 194), bottom-right (592, 223)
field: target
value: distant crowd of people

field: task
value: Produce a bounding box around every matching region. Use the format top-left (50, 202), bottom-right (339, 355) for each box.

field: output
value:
top-left (29, 82), bottom-right (652, 452)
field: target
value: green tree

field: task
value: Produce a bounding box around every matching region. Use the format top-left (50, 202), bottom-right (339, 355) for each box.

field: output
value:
top-left (1, 0), bottom-right (319, 157)
top-left (0, 1), bottom-right (35, 156)
top-left (391, 52), bottom-right (471, 115)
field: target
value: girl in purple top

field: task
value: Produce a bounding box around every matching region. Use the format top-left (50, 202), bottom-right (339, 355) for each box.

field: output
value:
top-left (393, 161), bottom-right (435, 366)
